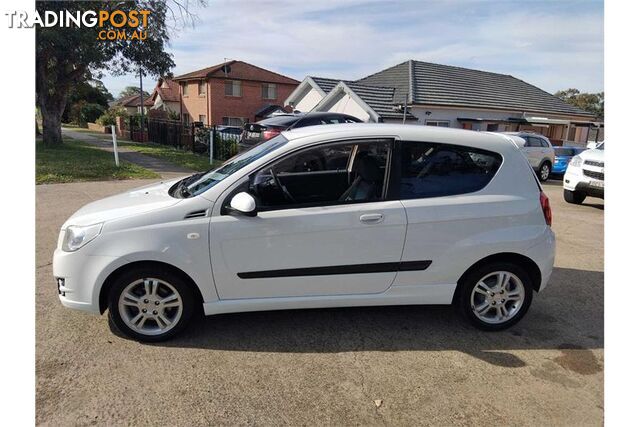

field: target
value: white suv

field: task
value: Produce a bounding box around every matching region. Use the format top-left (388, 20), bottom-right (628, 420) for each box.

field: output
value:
top-left (502, 132), bottom-right (556, 182)
top-left (563, 142), bottom-right (604, 204)
top-left (53, 124), bottom-right (556, 341)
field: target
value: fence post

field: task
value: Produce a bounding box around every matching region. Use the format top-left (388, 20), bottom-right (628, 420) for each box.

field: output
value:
top-left (111, 125), bottom-right (119, 167)
top-left (209, 126), bottom-right (214, 165)
top-left (190, 123), bottom-right (195, 152)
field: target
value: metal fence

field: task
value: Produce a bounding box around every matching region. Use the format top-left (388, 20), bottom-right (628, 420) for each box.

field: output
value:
top-left (146, 118), bottom-right (240, 162)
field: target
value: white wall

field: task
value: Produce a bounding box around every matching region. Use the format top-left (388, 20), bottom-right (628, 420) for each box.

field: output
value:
top-left (323, 93), bottom-right (374, 122)
top-left (407, 106), bottom-right (515, 130)
top-left (294, 86), bottom-right (325, 112)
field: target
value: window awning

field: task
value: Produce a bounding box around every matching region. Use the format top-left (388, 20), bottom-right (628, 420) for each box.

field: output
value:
top-left (523, 116), bottom-right (571, 125)
top-left (457, 117), bottom-right (513, 123)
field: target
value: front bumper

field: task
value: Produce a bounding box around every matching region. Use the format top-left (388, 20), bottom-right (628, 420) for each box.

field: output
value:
top-left (53, 248), bottom-right (121, 314)
top-left (563, 164), bottom-right (604, 198)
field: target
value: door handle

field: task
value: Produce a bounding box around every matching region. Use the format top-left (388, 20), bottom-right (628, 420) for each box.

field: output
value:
top-left (360, 213), bottom-right (384, 224)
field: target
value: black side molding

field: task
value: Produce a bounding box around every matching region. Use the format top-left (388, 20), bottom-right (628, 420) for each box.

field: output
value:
top-left (237, 260), bottom-right (431, 279)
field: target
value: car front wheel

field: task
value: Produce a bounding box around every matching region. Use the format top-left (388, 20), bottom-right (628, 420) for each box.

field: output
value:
top-left (564, 189), bottom-right (586, 204)
top-left (108, 267), bottom-right (195, 342)
top-left (458, 262), bottom-right (533, 331)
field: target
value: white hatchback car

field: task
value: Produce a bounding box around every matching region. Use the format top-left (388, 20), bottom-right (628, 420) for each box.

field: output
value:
top-left (53, 124), bottom-right (555, 341)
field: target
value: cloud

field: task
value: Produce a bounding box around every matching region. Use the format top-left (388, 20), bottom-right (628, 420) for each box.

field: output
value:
top-left (101, 0), bottom-right (603, 98)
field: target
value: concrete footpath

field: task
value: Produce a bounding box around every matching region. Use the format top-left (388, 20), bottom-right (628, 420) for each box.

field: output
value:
top-left (62, 128), bottom-right (194, 180)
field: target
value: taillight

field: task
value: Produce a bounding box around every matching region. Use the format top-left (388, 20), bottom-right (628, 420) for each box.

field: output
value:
top-left (262, 129), bottom-right (281, 140)
top-left (539, 192), bottom-right (552, 226)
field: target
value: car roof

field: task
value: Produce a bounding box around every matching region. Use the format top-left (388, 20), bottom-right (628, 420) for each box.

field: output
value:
top-left (281, 123), bottom-right (521, 154)
top-left (502, 131), bottom-right (549, 139)
top-left (257, 112), bottom-right (360, 125)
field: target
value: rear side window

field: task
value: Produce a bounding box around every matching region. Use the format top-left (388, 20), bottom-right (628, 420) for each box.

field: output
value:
top-left (525, 137), bottom-right (542, 147)
top-left (398, 141), bottom-right (502, 199)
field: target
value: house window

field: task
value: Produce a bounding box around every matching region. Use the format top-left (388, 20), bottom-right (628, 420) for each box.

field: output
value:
top-left (225, 80), bottom-right (242, 97)
top-left (183, 113), bottom-right (190, 124)
top-left (425, 120), bottom-right (450, 127)
top-left (198, 115), bottom-right (206, 123)
top-left (181, 82), bottom-right (188, 96)
top-left (486, 123), bottom-right (499, 132)
top-left (222, 117), bottom-right (245, 127)
top-left (262, 83), bottom-right (277, 100)
top-left (198, 81), bottom-right (206, 96)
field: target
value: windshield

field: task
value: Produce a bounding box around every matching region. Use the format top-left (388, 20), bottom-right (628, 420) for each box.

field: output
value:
top-left (596, 142), bottom-right (604, 150)
top-left (181, 135), bottom-right (288, 197)
top-left (554, 148), bottom-right (574, 156)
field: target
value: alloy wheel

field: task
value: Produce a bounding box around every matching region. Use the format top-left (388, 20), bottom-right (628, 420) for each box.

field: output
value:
top-left (118, 278), bottom-right (183, 336)
top-left (470, 271), bottom-right (525, 324)
top-left (540, 164), bottom-right (550, 180)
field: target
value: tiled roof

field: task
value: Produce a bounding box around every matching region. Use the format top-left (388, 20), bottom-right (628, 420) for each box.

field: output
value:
top-left (344, 82), bottom-right (417, 120)
top-left (115, 94), bottom-right (143, 107)
top-left (309, 76), bottom-right (343, 94)
top-left (174, 60), bottom-right (299, 85)
top-left (154, 78), bottom-right (180, 102)
top-left (358, 60), bottom-right (594, 118)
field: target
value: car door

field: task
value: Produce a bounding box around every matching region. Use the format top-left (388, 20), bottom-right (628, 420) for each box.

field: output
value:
top-left (209, 138), bottom-right (408, 300)
top-left (522, 136), bottom-right (543, 167)
top-left (391, 140), bottom-right (506, 299)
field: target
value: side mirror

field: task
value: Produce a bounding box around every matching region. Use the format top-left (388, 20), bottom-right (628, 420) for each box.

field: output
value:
top-left (228, 192), bottom-right (257, 217)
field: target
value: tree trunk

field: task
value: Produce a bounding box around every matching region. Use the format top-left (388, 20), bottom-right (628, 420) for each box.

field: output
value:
top-left (40, 102), bottom-right (64, 146)
top-left (36, 53), bottom-right (71, 147)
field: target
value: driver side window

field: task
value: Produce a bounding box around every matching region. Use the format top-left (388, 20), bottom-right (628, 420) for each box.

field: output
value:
top-left (250, 140), bottom-right (391, 210)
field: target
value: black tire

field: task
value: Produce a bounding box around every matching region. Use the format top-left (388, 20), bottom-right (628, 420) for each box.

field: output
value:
top-left (537, 161), bottom-right (551, 182)
top-left (564, 189), bottom-right (586, 205)
top-left (457, 262), bottom-right (533, 331)
top-left (107, 266), bottom-right (196, 342)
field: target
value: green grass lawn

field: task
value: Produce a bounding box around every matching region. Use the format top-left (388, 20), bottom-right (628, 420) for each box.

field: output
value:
top-left (119, 142), bottom-right (220, 172)
top-left (36, 138), bottom-right (159, 184)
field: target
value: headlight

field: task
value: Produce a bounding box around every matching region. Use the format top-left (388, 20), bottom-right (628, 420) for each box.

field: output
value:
top-left (62, 223), bottom-right (103, 252)
top-left (569, 156), bottom-right (583, 167)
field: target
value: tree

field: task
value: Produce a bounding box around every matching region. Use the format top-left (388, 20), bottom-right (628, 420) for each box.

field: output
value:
top-left (119, 86), bottom-right (150, 99)
top-left (62, 79), bottom-right (114, 124)
top-left (555, 88), bottom-right (604, 120)
top-left (36, 1), bottom-right (204, 146)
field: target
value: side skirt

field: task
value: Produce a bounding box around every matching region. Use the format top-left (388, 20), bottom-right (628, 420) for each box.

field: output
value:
top-left (202, 283), bottom-right (456, 316)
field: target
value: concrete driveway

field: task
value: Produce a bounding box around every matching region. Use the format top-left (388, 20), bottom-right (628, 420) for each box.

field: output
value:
top-left (36, 179), bottom-right (603, 425)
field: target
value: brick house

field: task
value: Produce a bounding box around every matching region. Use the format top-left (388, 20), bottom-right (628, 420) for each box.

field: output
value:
top-left (173, 60), bottom-right (299, 127)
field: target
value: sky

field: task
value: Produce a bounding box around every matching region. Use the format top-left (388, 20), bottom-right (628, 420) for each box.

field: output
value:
top-left (102, 0), bottom-right (604, 99)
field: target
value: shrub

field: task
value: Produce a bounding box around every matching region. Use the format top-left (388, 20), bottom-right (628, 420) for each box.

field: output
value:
top-left (167, 110), bottom-right (180, 121)
top-left (97, 107), bottom-right (127, 126)
top-left (80, 103), bottom-right (105, 124)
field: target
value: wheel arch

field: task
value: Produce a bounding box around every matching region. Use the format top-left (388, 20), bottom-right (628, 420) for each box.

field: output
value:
top-left (453, 252), bottom-right (542, 303)
top-left (99, 260), bottom-right (205, 314)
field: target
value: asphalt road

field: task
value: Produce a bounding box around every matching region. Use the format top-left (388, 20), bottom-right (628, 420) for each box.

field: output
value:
top-left (36, 179), bottom-right (603, 426)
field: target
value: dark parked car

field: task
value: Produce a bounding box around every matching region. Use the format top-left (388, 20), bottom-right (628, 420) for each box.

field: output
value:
top-left (552, 146), bottom-right (585, 176)
top-left (238, 112), bottom-right (362, 151)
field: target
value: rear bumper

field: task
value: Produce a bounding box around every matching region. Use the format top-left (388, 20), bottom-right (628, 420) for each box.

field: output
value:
top-left (524, 227), bottom-right (555, 292)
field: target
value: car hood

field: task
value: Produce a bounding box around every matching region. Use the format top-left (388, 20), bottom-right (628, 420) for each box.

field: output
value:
top-left (62, 178), bottom-right (184, 228)
top-left (578, 148), bottom-right (604, 162)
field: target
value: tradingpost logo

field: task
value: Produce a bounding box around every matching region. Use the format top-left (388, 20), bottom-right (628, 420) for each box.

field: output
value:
top-left (5, 8), bottom-right (151, 40)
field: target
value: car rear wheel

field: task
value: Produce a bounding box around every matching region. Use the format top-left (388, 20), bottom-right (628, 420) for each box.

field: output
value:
top-left (538, 162), bottom-right (551, 182)
top-left (108, 267), bottom-right (195, 342)
top-left (564, 189), bottom-right (586, 204)
top-left (457, 262), bottom-right (533, 331)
